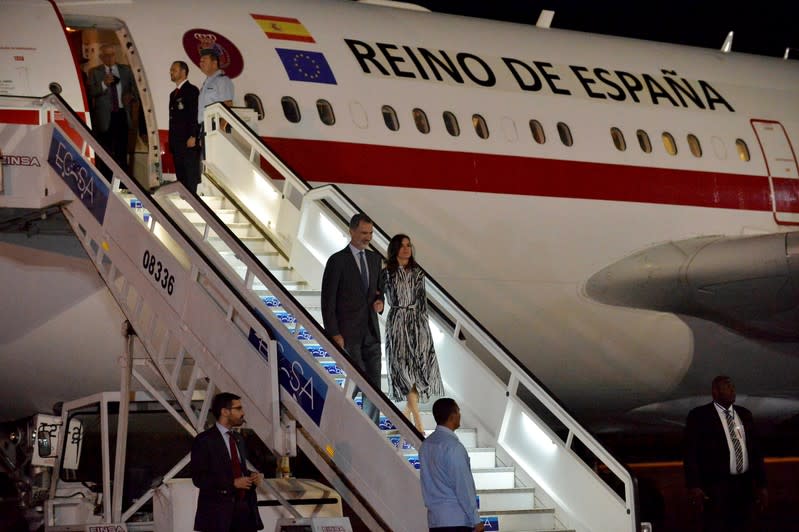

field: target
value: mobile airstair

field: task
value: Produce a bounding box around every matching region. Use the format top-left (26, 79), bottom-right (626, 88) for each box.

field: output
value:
top-left (0, 94), bottom-right (642, 531)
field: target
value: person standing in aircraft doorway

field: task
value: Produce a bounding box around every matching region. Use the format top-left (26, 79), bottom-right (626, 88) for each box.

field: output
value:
top-left (88, 44), bottom-right (135, 181)
top-left (196, 47), bottom-right (234, 189)
top-left (168, 60), bottom-right (201, 193)
top-left (321, 213), bottom-right (384, 425)
top-left (376, 234), bottom-right (444, 432)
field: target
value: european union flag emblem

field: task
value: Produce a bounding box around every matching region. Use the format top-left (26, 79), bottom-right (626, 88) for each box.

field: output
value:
top-left (276, 48), bottom-right (337, 84)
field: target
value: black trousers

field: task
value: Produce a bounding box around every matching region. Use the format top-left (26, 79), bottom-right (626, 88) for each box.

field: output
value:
top-left (229, 499), bottom-right (258, 532)
top-left (702, 473), bottom-right (756, 532)
top-left (171, 142), bottom-right (201, 193)
top-left (96, 109), bottom-right (129, 180)
top-left (346, 333), bottom-right (382, 425)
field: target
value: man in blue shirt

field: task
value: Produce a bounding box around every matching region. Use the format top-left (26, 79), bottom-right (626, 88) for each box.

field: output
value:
top-left (419, 398), bottom-right (484, 532)
top-left (197, 48), bottom-right (234, 125)
top-left (195, 48), bottom-right (234, 179)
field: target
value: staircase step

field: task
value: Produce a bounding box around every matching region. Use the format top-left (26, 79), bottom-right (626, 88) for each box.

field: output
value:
top-left (425, 427), bottom-right (477, 448)
top-left (231, 254), bottom-right (288, 273)
top-left (468, 447), bottom-right (497, 469)
top-left (402, 446), bottom-right (495, 471)
top-left (477, 487), bottom-right (535, 512)
top-left (208, 234), bottom-right (266, 252)
top-left (472, 467), bottom-right (515, 490)
top-left (183, 208), bottom-right (239, 224)
top-left (478, 508), bottom-right (555, 531)
top-left (194, 221), bottom-right (252, 238)
top-left (199, 195), bottom-right (227, 210)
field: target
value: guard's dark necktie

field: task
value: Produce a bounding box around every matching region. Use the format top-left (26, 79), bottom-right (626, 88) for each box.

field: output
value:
top-left (107, 67), bottom-right (120, 112)
top-left (228, 431), bottom-right (245, 499)
top-left (724, 409), bottom-right (744, 473)
top-left (359, 251), bottom-right (369, 293)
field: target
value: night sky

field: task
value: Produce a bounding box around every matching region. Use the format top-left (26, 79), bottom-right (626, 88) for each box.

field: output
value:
top-left (411, 1), bottom-right (799, 59)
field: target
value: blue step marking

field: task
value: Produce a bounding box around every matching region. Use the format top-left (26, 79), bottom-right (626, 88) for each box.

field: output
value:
top-left (273, 311), bottom-right (296, 324)
top-left (387, 435), bottom-right (414, 450)
top-left (262, 295), bottom-right (281, 307)
top-left (320, 361), bottom-right (344, 375)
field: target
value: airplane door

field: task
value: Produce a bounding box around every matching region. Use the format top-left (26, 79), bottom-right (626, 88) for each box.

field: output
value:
top-left (751, 120), bottom-right (799, 224)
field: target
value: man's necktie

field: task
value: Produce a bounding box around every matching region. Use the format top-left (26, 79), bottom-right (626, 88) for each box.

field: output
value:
top-left (228, 431), bottom-right (245, 499)
top-left (724, 409), bottom-right (744, 473)
top-left (108, 67), bottom-right (120, 112)
top-left (359, 251), bottom-right (369, 293)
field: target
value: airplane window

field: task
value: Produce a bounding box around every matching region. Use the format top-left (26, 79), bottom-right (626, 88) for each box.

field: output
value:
top-left (473, 114), bottom-right (489, 139)
top-left (281, 96), bottom-right (301, 123)
top-left (687, 134), bottom-right (702, 157)
top-left (382, 105), bottom-right (399, 131)
top-left (557, 122), bottom-right (573, 147)
top-left (443, 111), bottom-right (460, 136)
top-left (662, 132), bottom-right (678, 155)
top-left (736, 139), bottom-right (751, 161)
top-left (611, 127), bottom-right (626, 151)
top-left (637, 130), bottom-right (652, 153)
top-left (316, 99), bottom-right (335, 126)
top-left (413, 108), bottom-right (430, 134)
top-left (529, 120), bottom-right (545, 144)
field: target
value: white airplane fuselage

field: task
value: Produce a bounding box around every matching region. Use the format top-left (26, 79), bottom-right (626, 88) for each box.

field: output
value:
top-left (2, 0), bottom-right (798, 433)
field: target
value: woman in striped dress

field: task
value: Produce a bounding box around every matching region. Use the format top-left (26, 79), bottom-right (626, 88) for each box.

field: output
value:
top-left (378, 234), bottom-right (444, 432)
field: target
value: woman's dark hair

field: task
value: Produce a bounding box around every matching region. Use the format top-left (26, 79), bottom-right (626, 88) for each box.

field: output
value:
top-left (386, 233), bottom-right (417, 272)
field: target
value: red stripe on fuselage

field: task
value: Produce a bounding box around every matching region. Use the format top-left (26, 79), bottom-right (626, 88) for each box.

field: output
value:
top-left (263, 137), bottom-right (777, 212)
top-left (153, 130), bottom-right (781, 212)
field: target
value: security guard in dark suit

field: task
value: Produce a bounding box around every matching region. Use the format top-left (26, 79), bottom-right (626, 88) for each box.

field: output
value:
top-left (168, 60), bottom-right (201, 192)
top-left (684, 376), bottom-right (767, 532)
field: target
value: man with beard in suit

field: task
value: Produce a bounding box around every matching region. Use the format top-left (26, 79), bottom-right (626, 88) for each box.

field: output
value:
top-left (321, 213), bottom-right (384, 425)
top-left (168, 60), bottom-right (201, 192)
top-left (191, 392), bottom-right (263, 532)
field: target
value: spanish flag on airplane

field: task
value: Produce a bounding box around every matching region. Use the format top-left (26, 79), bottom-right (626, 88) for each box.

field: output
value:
top-left (251, 14), bottom-right (315, 43)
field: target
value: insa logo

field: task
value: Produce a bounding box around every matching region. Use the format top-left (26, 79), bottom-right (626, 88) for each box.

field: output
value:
top-left (86, 525), bottom-right (127, 532)
top-left (1, 154), bottom-right (40, 166)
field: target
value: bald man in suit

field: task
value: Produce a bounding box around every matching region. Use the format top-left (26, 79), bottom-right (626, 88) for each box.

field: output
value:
top-left (684, 376), bottom-right (767, 532)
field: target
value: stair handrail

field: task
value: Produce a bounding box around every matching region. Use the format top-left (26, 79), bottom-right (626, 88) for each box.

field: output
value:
top-left (204, 101), bottom-right (641, 530)
top-left (155, 181), bottom-right (424, 452)
top-left (11, 93), bottom-right (425, 530)
top-left (30, 92), bottom-right (298, 441)
top-left (306, 184), bottom-right (639, 503)
top-left (6, 93), bottom-right (318, 524)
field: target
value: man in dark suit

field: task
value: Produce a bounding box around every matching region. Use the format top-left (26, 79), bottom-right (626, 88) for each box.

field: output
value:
top-left (321, 213), bottom-right (384, 424)
top-left (191, 392), bottom-right (264, 532)
top-left (88, 44), bottom-right (135, 180)
top-left (684, 376), bottom-right (767, 532)
top-left (168, 60), bottom-right (201, 193)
